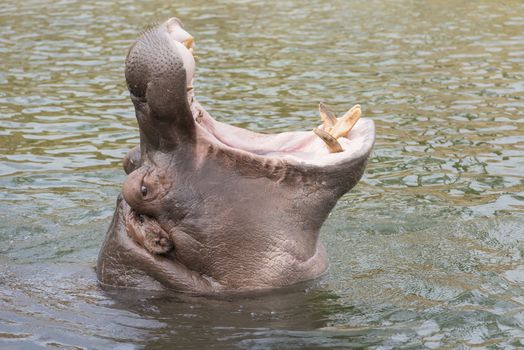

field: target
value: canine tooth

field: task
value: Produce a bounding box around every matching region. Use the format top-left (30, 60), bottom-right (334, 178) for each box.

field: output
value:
top-left (313, 127), bottom-right (343, 153)
top-left (331, 104), bottom-right (361, 139)
top-left (319, 102), bottom-right (337, 132)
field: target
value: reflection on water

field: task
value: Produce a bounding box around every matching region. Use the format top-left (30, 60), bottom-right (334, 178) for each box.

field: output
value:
top-left (1, 0), bottom-right (523, 348)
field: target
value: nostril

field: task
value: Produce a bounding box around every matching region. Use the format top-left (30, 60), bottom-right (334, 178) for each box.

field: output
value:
top-left (140, 185), bottom-right (147, 196)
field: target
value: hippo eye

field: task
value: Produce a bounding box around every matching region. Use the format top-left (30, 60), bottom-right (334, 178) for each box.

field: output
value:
top-left (138, 214), bottom-right (145, 223)
top-left (141, 185), bottom-right (148, 196)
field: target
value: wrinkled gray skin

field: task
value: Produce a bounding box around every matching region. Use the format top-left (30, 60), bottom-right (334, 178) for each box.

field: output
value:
top-left (97, 19), bottom-right (374, 295)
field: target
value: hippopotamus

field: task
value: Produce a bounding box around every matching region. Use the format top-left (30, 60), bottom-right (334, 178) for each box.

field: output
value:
top-left (97, 18), bottom-right (375, 295)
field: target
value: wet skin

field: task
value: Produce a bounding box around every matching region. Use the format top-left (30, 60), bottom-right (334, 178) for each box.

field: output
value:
top-left (97, 18), bottom-right (375, 295)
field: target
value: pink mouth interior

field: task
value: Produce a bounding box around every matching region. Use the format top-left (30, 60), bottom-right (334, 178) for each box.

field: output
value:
top-left (195, 105), bottom-right (375, 166)
top-left (168, 22), bottom-right (375, 166)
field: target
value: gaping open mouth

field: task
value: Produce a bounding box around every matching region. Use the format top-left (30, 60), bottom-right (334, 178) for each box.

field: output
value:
top-left (165, 18), bottom-right (375, 169)
top-left (122, 19), bottom-right (375, 257)
top-left (89, 13), bottom-right (384, 296)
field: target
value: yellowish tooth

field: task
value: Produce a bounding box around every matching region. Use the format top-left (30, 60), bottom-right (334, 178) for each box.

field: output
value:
top-left (313, 127), bottom-right (344, 153)
top-left (313, 102), bottom-right (363, 153)
top-left (318, 102), bottom-right (337, 133)
top-left (331, 104), bottom-right (361, 139)
top-left (183, 37), bottom-right (194, 49)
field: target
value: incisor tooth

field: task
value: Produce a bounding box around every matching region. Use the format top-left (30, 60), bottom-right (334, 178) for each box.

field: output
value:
top-left (313, 127), bottom-right (343, 153)
top-left (331, 105), bottom-right (361, 139)
top-left (319, 102), bottom-right (337, 132)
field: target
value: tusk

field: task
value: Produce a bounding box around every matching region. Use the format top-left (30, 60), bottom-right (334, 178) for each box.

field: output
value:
top-left (313, 102), bottom-right (363, 153)
top-left (331, 104), bottom-right (361, 139)
top-left (319, 102), bottom-right (337, 132)
top-left (313, 127), bottom-right (344, 153)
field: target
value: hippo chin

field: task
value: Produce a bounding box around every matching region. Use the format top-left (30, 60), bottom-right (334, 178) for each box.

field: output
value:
top-left (96, 18), bottom-right (375, 295)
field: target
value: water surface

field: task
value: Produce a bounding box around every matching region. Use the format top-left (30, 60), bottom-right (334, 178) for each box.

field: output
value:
top-left (1, 0), bottom-right (523, 348)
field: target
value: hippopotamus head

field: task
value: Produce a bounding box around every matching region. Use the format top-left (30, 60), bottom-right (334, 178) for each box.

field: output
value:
top-left (97, 18), bottom-right (375, 295)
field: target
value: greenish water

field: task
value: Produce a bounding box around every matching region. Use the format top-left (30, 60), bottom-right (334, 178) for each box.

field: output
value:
top-left (1, 0), bottom-right (523, 348)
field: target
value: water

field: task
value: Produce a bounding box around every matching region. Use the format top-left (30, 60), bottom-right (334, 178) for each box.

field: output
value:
top-left (1, 0), bottom-right (523, 348)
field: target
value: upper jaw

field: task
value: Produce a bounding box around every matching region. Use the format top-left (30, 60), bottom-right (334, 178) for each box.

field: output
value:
top-left (162, 17), bottom-right (375, 170)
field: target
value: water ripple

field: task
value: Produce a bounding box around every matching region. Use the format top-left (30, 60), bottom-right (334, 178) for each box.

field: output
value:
top-left (0, 0), bottom-right (523, 348)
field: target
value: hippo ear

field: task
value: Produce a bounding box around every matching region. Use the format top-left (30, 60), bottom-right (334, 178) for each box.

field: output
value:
top-left (126, 28), bottom-right (196, 152)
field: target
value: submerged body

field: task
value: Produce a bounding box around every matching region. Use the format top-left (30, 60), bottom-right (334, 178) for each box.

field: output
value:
top-left (97, 18), bottom-right (375, 295)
